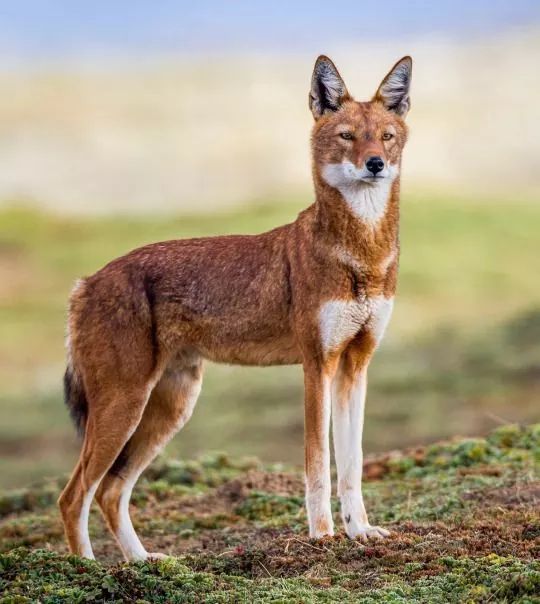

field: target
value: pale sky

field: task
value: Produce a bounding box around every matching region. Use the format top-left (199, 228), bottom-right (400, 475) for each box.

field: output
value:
top-left (0, 0), bottom-right (538, 61)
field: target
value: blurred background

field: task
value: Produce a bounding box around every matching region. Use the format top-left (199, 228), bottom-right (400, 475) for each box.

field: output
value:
top-left (1, 1), bottom-right (539, 488)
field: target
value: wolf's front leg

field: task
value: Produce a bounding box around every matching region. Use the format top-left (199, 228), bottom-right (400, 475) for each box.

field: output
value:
top-left (332, 364), bottom-right (390, 541)
top-left (303, 360), bottom-right (334, 539)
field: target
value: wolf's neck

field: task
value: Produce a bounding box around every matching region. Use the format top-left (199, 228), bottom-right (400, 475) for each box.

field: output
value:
top-left (313, 174), bottom-right (400, 251)
top-left (335, 180), bottom-right (392, 223)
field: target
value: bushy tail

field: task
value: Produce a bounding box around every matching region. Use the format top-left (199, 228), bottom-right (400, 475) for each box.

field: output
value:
top-left (64, 278), bottom-right (88, 438)
top-left (64, 360), bottom-right (88, 438)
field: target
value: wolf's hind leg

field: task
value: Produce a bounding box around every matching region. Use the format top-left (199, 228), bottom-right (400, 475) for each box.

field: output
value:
top-left (95, 356), bottom-right (203, 561)
top-left (58, 384), bottom-right (152, 559)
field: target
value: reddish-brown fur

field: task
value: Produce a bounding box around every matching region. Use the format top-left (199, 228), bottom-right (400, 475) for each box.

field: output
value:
top-left (58, 55), bottom-right (412, 559)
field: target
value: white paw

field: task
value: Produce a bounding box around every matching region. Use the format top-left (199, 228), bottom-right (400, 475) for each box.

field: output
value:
top-left (308, 515), bottom-right (335, 539)
top-left (146, 552), bottom-right (171, 561)
top-left (344, 518), bottom-right (390, 541)
top-left (310, 525), bottom-right (335, 539)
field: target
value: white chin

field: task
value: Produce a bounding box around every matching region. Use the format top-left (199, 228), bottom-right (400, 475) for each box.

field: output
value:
top-left (361, 175), bottom-right (386, 183)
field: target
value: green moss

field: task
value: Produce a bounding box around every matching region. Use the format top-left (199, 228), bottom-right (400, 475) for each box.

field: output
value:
top-left (1, 549), bottom-right (539, 604)
top-left (488, 423), bottom-right (527, 448)
top-left (488, 422), bottom-right (540, 453)
top-left (0, 426), bottom-right (538, 601)
top-left (387, 423), bottom-right (539, 480)
top-left (0, 482), bottom-right (62, 518)
top-left (235, 492), bottom-right (304, 522)
top-left (0, 514), bottom-right (64, 552)
top-left (0, 548), bottom-right (355, 603)
top-left (137, 511), bottom-right (238, 539)
top-left (145, 453), bottom-right (261, 489)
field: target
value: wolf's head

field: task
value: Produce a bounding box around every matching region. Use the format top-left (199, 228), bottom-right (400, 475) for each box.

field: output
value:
top-left (310, 56), bottom-right (412, 195)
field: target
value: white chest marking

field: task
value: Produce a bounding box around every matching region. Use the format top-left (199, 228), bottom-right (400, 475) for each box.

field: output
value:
top-left (319, 300), bottom-right (370, 353)
top-left (370, 296), bottom-right (394, 345)
top-left (319, 295), bottom-right (394, 354)
top-left (322, 162), bottom-right (399, 225)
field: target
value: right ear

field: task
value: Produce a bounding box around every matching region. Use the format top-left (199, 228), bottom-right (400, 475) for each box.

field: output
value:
top-left (373, 56), bottom-right (412, 117)
top-left (309, 55), bottom-right (350, 120)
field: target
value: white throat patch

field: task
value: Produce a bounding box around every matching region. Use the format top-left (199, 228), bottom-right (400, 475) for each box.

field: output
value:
top-left (322, 162), bottom-right (398, 224)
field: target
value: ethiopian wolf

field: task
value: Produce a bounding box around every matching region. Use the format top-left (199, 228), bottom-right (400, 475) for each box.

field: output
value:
top-left (59, 55), bottom-right (412, 560)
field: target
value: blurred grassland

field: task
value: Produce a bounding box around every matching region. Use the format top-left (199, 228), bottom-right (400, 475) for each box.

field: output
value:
top-left (1, 29), bottom-right (539, 214)
top-left (0, 192), bottom-right (539, 488)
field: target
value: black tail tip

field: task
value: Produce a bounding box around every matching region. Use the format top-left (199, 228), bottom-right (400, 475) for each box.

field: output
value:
top-left (64, 366), bottom-right (88, 437)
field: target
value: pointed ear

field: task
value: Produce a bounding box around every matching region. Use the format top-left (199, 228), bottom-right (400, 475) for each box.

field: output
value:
top-left (374, 56), bottom-right (412, 117)
top-left (309, 55), bottom-right (350, 120)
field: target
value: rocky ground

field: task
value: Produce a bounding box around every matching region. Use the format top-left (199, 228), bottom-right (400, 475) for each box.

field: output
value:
top-left (0, 424), bottom-right (539, 602)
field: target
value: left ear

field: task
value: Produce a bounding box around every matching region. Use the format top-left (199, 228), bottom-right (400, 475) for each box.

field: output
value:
top-left (373, 56), bottom-right (412, 118)
top-left (309, 55), bottom-right (350, 120)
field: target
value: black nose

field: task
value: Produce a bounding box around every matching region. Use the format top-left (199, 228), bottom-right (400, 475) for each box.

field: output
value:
top-left (365, 156), bottom-right (385, 175)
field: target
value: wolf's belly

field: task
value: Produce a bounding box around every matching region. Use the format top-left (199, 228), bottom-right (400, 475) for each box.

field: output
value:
top-left (197, 329), bottom-right (302, 366)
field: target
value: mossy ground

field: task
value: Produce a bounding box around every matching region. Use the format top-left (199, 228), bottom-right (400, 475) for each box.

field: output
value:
top-left (1, 424), bottom-right (539, 603)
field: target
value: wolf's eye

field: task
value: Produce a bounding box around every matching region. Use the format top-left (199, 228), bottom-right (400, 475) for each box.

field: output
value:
top-left (382, 132), bottom-right (394, 141)
top-left (339, 132), bottom-right (354, 140)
